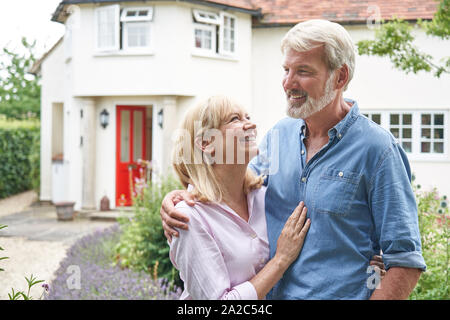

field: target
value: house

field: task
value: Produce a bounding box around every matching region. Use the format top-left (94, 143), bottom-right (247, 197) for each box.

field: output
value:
top-left (31, 0), bottom-right (450, 211)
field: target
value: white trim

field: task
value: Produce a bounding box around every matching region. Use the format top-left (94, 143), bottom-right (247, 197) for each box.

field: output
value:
top-left (361, 109), bottom-right (450, 161)
top-left (193, 9), bottom-right (220, 25)
top-left (94, 4), bottom-right (120, 52)
top-left (219, 12), bottom-right (237, 56)
top-left (120, 7), bottom-right (153, 22)
top-left (193, 23), bottom-right (216, 54)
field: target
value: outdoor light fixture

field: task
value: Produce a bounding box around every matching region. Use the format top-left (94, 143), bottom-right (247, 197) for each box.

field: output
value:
top-left (100, 109), bottom-right (110, 129)
top-left (157, 109), bottom-right (164, 129)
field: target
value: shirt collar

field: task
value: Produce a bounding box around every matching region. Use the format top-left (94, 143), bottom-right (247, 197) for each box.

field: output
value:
top-left (298, 98), bottom-right (360, 140)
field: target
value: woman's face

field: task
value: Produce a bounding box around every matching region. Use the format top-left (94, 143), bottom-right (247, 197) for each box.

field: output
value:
top-left (218, 108), bottom-right (258, 165)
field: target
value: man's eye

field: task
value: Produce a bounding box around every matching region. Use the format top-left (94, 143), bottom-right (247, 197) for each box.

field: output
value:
top-left (230, 116), bottom-right (239, 122)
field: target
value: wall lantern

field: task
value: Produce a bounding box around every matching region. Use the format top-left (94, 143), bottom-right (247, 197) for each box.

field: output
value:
top-left (157, 109), bottom-right (164, 129)
top-left (100, 109), bottom-right (109, 129)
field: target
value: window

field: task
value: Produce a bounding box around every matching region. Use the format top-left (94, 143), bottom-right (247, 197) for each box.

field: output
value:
top-left (420, 113), bottom-right (445, 154)
top-left (389, 113), bottom-right (413, 153)
top-left (362, 113), bottom-right (381, 125)
top-left (95, 5), bottom-right (153, 52)
top-left (194, 23), bottom-right (216, 53)
top-left (192, 9), bottom-right (236, 56)
top-left (361, 110), bottom-right (448, 158)
top-left (219, 12), bottom-right (236, 55)
top-left (95, 4), bottom-right (120, 51)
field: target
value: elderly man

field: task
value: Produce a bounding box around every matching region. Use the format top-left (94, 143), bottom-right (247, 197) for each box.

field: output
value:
top-left (160, 19), bottom-right (426, 299)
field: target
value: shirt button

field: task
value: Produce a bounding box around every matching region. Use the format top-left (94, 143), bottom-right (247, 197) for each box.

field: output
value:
top-left (338, 133), bottom-right (342, 139)
top-left (251, 233), bottom-right (257, 239)
top-left (301, 177), bottom-right (307, 183)
top-left (301, 150), bottom-right (305, 155)
top-left (338, 171), bottom-right (344, 177)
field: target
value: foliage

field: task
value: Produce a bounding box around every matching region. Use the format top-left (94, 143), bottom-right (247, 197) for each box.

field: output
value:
top-left (357, 0), bottom-right (450, 78)
top-left (8, 274), bottom-right (48, 300)
top-left (1, 224), bottom-right (48, 299)
top-left (28, 129), bottom-right (41, 195)
top-left (46, 224), bottom-right (181, 299)
top-left (409, 179), bottom-right (449, 300)
top-left (0, 37), bottom-right (40, 119)
top-left (0, 224), bottom-right (8, 272)
top-left (115, 162), bottom-right (184, 288)
top-left (0, 119), bottom-right (40, 199)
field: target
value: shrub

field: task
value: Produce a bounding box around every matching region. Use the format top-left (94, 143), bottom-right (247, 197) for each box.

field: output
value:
top-left (0, 119), bottom-right (40, 199)
top-left (115, 166), bottom-right (183, 288)
top-left (46, 224), bottom-right (181, 300)
top-left (409, 182), bottom-right (449, 300)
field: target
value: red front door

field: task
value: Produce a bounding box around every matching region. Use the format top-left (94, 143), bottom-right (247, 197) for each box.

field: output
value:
top-left (116, 106), bottom-right (147, 206)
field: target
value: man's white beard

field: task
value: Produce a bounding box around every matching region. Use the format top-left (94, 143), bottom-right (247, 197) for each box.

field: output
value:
top-left (286, 72), bottom-right (337, 119)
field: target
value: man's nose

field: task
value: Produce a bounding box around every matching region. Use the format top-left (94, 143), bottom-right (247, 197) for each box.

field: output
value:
top-left (283, 70), bottom-right (298, 90)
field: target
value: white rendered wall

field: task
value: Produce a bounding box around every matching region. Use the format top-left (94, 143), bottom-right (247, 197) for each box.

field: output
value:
top-left (70, 2), bottom-right (253, 107)
top-left (39, 41), bottom-right (65, 202)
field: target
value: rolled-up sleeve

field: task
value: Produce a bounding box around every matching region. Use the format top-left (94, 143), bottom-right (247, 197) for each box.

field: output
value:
top-left (169, 205), bottom-right (258, 300)
top-left (369, 143), bottom-right (427, 271)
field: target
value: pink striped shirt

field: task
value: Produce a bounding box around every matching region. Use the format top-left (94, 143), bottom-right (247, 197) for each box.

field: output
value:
top-left (169, 186), bottom-right (269, 300)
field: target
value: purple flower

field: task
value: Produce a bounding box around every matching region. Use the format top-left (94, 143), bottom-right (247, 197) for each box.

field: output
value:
top-left (42, 283), bottom-right (50, 292)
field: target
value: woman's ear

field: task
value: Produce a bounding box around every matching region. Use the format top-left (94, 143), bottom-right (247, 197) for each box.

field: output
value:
top-left (194, 136), bottom-right (215, 155)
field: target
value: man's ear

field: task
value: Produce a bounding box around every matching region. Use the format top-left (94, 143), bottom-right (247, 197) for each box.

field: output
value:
top-left (335, 64), bottom-right (349, 90)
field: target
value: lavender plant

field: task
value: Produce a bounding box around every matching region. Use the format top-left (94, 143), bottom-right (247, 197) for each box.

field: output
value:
top-left (46, 224), bottom-right (181, 300)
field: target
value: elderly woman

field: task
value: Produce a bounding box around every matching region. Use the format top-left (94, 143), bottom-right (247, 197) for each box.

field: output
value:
top-left (169, 95), bottom-right (311, 300)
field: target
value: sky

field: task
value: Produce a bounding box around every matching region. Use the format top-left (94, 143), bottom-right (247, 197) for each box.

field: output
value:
top-left (0, 0), bottom-right (65, 57)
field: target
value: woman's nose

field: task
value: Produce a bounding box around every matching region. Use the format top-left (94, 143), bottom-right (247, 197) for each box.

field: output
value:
top-left (243, 121), bottom-right (256, 131)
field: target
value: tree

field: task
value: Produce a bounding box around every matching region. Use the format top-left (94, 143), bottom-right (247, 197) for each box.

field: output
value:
top-left (0, 37), bottom-right (40, 119)
top-left (357, 0), bottom-right (450, 78)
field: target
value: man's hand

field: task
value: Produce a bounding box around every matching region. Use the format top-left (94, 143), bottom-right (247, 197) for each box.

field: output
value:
top-left (160, 190), bottom-right (196, 242)
top-left (369, 255), bottom-right (386, 280)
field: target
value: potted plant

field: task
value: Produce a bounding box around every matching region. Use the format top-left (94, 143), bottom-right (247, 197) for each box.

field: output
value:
top-left (54, 202), bottom-right (76, 221)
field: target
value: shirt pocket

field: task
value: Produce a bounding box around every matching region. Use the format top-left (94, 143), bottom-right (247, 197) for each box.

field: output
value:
top-left (313, 167), bottom-right (361, 217)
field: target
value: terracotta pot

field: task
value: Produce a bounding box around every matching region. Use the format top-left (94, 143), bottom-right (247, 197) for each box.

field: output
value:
top-left (54, 202), bottom-right (76, 221)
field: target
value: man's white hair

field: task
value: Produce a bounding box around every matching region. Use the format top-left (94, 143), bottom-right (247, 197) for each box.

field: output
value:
top-left (281, 19), bottom-right (356, 91)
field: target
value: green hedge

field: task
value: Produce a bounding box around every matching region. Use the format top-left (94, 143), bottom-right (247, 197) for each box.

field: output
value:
top-left (0, 119), bottom-right (40, 199)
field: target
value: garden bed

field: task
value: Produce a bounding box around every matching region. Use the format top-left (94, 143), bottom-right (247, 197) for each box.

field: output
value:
top-left (45, 224), bottom-right (182, 300)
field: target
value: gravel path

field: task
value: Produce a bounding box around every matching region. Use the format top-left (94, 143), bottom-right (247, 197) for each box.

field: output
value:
top-left (0, 191), bottom-right (115, 300)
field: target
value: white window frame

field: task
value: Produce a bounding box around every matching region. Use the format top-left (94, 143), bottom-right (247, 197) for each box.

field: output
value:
top-left (362, 112), bottom-right (382, 125)
top-left (389, 112), bottom-right (413, 154)
top-left (94, 4), bottom-right (120, 52)
top-left (120, 7), bottom-right (153, 22)
top-left (219, 12), bottom-right (236, 56)
top-left (193, 9), bottom-right (220, 25)
top-left (418, 112), bottom-right (446, 155)
top-left (193, 23), bottom-right (216, 54)
top-left (360, 110), bottom-right (449, 161)
top-left (122, 21), bottom-right (153, 51)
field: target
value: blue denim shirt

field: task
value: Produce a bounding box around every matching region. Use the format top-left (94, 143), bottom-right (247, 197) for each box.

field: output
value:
top-left (249, 99), bottom-right (426, 300)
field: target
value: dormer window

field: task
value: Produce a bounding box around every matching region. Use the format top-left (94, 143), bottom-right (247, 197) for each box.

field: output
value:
top-left (192, 9), bottom-right (236, 57)
top-left (94, 5), bottom-right (153, 53)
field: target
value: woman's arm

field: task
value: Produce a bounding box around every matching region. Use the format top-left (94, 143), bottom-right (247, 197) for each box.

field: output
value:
top-left (250, 202), bottom-right (310, 299)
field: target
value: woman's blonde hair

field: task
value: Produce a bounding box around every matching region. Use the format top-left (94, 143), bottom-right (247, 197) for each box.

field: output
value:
top-left (172, 95), bottom-right (264, 203)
